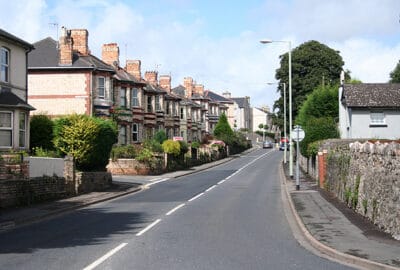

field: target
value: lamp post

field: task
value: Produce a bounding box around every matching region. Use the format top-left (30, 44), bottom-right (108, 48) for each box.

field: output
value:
top-left (267, 82), bottom-right (287, 164)
top-left (260, 39), bottom-right (293, 177)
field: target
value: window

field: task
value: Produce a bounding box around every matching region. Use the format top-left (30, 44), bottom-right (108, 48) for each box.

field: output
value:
top-left (147, 96), bottom-right (153, 112)
top-left (155, 95), bottom-right (161, 111)
top-left (172, 102), bottom-right (177, 116)
top-left (1, 47), bottom-right (9, 82)
top-left (120, 87), bottom-right (127, 107)
top-left (132, 123), bottom-right (139, 142)
top-left (131, 88), bottom-right (139, 107)
top-left (98, 77), bottom-right (105, 99)
top-left (166, 101), bottom-right (171, 115)
top-left (370, 112), bottom-right (385, 125)
top-left (180, 107), bottom-right (184, 119)
top-left (119, 125), bottom-right (127, 145)
top-left (19, 112), bottom-right (26, 147)
top-left (0, 111), bottom-right (12, 147)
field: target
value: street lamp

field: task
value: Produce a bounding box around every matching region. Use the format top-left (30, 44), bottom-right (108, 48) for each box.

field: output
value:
top-left (267, 82), bottom-right (287, 164)
top-left (260, 39), bottom-right (293, 177)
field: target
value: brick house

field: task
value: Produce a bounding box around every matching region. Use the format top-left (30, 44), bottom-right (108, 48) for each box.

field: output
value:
top-left (0, 28), bottom-right (35, 151)
top-left (28, 27), bottom-right (115, 118)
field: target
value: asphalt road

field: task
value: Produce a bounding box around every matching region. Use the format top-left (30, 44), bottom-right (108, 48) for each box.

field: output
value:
top-left (0, 148), bottom-right (354, 270)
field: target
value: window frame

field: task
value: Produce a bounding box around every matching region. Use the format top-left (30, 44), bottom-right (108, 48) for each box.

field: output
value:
top-left (147, 96), bottom-right (153, 113)
top-left (1, 47), bottom-right (10, 83)
top-left (155, 95), bottom-right (161, 111)
top-left (120, 87), bottom-right (127, 108)
top-left (19, 112), bottom-right (26, 148)
top-left (369, 111), bottom-right (387, 127)
top-left (0, 111), bottom-right (13, 148)
top-left (132, 123), bottom-right (139, 142)
top-left (98, 77), bottom-right (105, 99)
top-left (131, 88), bottom-right (139, 107)
top-left (119, 125), bottom-right (127, 145)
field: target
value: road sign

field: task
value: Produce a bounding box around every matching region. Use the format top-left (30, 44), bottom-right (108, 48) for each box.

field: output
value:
top-left (291, 126), bottom-right (305, 142)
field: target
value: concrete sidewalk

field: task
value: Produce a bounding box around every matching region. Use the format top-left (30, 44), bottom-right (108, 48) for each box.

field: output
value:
top-left (283, 163), bottom-right (400, 270)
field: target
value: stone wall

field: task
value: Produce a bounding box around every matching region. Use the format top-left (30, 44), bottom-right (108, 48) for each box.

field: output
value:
top-left (319, 140), bottom-right (400, 240)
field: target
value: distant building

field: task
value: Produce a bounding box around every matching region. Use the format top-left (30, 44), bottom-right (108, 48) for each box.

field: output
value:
top-left (231, 96), bottom-right (251, 131)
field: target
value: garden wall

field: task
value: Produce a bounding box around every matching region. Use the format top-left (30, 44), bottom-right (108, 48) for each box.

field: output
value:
top-left (314, 140), bottom-right (400, 240)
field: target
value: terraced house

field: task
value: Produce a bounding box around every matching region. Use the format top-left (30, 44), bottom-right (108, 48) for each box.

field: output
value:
top-left (27, 26), bottom-right (240, 145)
top-left (0, 29), bottom-right (34, 151)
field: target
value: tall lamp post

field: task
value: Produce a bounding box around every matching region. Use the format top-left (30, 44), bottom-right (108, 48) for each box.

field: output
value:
top-left (267, 82), bottom-right (287, 164)
top-left (260, 39), bottom-right (293, 177)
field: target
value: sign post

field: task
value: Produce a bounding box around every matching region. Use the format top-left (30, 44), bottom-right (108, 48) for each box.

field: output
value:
top-left (291, 125), bottom-right (305, 190)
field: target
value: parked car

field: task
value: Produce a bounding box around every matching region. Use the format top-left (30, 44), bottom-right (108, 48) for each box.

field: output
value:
top-left (279, 142), bottom-right (289, 151)
top-left (263, 141), bottom-right (273, 149)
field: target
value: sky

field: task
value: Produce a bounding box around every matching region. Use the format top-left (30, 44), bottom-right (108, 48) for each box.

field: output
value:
top-left (1, 0), bottom-right (400, 111)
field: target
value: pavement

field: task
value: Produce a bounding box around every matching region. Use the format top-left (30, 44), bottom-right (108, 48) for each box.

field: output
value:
top-left (0, 146), bottom-right (399, 270)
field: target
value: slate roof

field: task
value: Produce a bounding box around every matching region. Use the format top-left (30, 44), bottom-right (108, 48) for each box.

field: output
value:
top-left (171, 85), bottom-right (186, 97)
top-left (342, 83), bottom-right (400, 108)
top-left (28, 37), bottom-right (114, 72)
top-left (204, 90), bottom-right (233, 103)
top-left (231, 97), bottom-right (248, 108)
top-left (114, 68), bottom-right (146, 85)
top-left (0, 28), bottom-right (34, 51)
top-left (0, 89), bottom-right (35, 110)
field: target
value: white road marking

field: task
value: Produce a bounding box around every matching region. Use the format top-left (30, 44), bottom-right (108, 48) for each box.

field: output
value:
top-left (136, 219), bottom-right (162, 236)
top-left (188, 192), bottom-right (204, 202)
top-left (206, 185), bottom-right (216, 192)
top-left (146, 178), bottom-right (170, 187)
top-left (217, 179), bottom-right (226, 185)
top-left (166, 203), bottom-right (185, 216)
top-left (83, 242), bottom-right (127, 270)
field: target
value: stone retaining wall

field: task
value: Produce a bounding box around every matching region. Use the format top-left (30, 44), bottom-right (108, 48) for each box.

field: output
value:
top-left (317, 140), bottom-right (400, 240)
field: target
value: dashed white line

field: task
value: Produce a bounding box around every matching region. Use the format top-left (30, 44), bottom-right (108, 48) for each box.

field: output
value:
top-left (166, 203), bottom-right (185, 216)
top-left (206, 185), bottom-right (216, 192)
top-left (136, 219), bottom-right (162, 236)
top-left (83, 242), bottom-right (127, 270)
top-left (217, 179), bottom-right (226, 185)
top-left (188, 192), bottom-right (204, 202)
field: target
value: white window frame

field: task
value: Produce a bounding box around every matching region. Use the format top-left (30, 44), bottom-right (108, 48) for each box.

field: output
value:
top-left (19, 112), bottom-right (26, 148)
top-left (98, 77), bottom-right (105, 99)
top-left (0, 111), bottom-right (13, 148)
top-left (370, 112), bottom-right (385, 125)
top-left (155, 95), bottom-right (161, 111)
top-left (1, 47), bottom-right (10, 83)
top-left (132, 123), bottom-right (139, 142)
top-left (119, 125), bottom-right (127, 145)
top-left (120, 87), bottom-right (127, 108)
top-left (131, 88), bottom-right (139, 107)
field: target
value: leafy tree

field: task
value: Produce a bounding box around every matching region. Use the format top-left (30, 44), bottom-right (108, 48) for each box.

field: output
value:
top-left (274, 40), bottom-right (346, 125)
top-left (162, 139), bottom-right (181, 156)
top-left (299, 117), bottom-right (339, 157)
top-left (30, 114), bottom-right (54, 151)
top-left (296, 84), bottom-right (339, 127)
top-left (154, 130), bottom-right (168, 144)
top-left (389, 60), bottom-right (400, 83)
top-left (213, 113), bottom-right (234, 144)
top-left (53, 114), bottom-right (117, 171)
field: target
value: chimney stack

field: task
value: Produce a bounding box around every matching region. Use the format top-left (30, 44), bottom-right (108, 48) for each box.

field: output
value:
top-left (159, 75), bottom-right (171, 92)
top-left (70, 29), bottom-right (89, 55)
top-left (183, 77), bottom-right (194, 98)
top-left (145, 71), bottom-right (158, 85)
top-left (59, 26), bottom-right (73, 66)
top-left (194, 84), bottom-right (204, 96)
top-left (102, 43), bottom-right (119, 67)
top-left (126, 60), bottom-right (141, 80)
top-left (222, 91), bottom-right (231, 99)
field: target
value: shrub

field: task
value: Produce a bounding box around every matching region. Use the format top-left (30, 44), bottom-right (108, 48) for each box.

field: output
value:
top-left (162, 139), bottom-right (181, 156)
top-left (110, 144), bottom-right (137, 160)
top-left (191, 141), bottom-right (201, 149)
top-left (32, 147), bottom-right (60, 158)
top-left (178, 141), bottom-right (189, 155)
top-left (30, 114), bottom-right (54, 151)
top-left (53, 114), bottom-right (117, 171)
top-left (153, 130), bottom-right (168, 144)
top-left (143, 139), bottom-right (163, 153)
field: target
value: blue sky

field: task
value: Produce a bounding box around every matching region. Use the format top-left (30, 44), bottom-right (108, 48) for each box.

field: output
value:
top-left (1, 0), bottom-right (400, 110)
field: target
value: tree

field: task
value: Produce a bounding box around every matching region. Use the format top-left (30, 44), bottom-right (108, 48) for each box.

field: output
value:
top-left (389, 60), bottom-right (400, 83)
top-left (213, 113), bottom-right (234, 144)
top-left (30, 114), bottom-right (54, 151)
top-left (274, 40), bottom-right (346, 125)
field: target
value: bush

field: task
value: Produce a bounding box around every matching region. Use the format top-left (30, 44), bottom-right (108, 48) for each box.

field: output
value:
top-left (143, 139), bottom-right (163, 153)
top-left (30, 114), bottom-right (54, 151)
top-left (178, 141), bottom-right (189, 155)
top-left (53, 114), bottom-right (117, 171)
top-left (162, 139), bottom-right (181, 156)
top-left (153, 130), bottom-right (168, 144)
top-left (32, 147), bottom-right (60, 158)
top-left (111, 144), bottom-right (137, 160)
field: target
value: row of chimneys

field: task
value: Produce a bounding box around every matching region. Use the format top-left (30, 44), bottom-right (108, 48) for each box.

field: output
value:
top-left (59, 27), bottom-right (205, 97)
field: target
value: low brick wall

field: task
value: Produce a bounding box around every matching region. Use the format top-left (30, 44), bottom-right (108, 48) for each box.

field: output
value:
top-left (76, 171), bottom-right (112, 193)
top-left (107, 159), bottom-right (150, 175)
top-left (316, 140), bottom-right (400, 240)
top-left (0, 176), bottom-right (66, 208)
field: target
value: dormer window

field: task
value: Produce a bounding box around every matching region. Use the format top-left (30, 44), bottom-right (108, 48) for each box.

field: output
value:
top-left (1, 47), bottom-right (9, 83)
